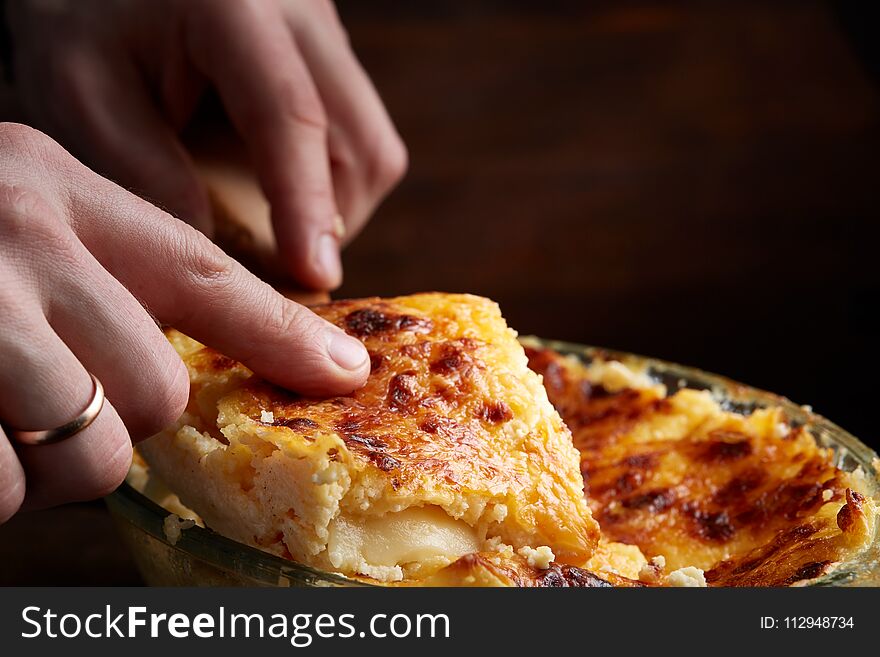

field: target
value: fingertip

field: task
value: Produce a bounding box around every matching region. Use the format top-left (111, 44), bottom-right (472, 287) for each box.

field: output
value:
top-left (327, 330), bottom-right (370, 376)
top-left (266, 328), bottom-right (368, 397)
top-left (288, 326), bottom-right (369, 396)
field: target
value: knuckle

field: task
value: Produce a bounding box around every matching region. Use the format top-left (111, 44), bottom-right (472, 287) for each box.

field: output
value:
top-left (176, 231), bottom-right (239, 295)
top-left (0, 185), bottom-right (77, 270)
top-left (265, 297), bottom-right (317, 340)
top-left (0, 123), bottom-right (66, 176)
top-left (0, 122), bottom-right (53, 156)
top-left (0, 133), bottom-right (74, 253)
top-left (0, 128), bottom-right (68, 197)
top-left (247, 298), bottom-right (331, 377)
top-left (276, 78), bottom-right (328, 134)
top-left (30, 218), bottom-right (79, 264)
top-left (0, 183), bottom-right (54, 241)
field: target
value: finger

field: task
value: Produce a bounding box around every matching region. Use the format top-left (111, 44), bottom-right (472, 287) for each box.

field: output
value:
top-left (67, 173), bottom-right (370, 396)
top-left (183, 0), bottom-right (343, 289)
top-left (42, 44), bottom-right (213, 235)
top-left (16, 400), bottom-right (132, 511)
top-left (0, 314), bottom-right (131, 510)
top-left (43, 240), bottom-right (189, 441)
top-left (0, 427), bottom-right (26, 523)
top-left (286, 3), bottom-right (408, 241)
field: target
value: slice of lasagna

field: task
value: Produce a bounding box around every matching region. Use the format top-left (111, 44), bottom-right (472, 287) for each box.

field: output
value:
top-left (138, 293), bottom-right (599, 582)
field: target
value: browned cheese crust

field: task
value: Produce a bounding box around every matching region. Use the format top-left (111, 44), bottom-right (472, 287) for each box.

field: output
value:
top-left (139, 294), bottom-right (599, 582)
top-left (525, 345), bottom-right (876, 586)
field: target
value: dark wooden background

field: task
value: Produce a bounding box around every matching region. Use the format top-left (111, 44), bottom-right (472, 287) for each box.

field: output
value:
top-left (337, 0), bottom-right (880, 443)
top-left (2, 0), bottom-right (878, 585)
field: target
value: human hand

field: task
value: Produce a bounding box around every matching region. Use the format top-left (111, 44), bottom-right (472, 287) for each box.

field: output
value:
top-left (5, 0), bottom-right (407, 290)
top-left (0, 123), bottom-right (371, 521)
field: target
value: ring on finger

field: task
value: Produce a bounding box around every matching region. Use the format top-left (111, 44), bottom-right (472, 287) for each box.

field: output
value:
top-left (5, 373), bottom-right (105, 446)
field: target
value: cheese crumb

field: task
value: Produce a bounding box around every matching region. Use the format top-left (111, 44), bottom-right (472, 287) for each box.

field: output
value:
top-left (517, 545), bottom-right (555, 570)
top-left (488, 503), bottom-right (508, 523)
top-left (666, 566), bottom-right (707, 587)
top-left (356, 562), bottom-right (404, 583)
top-left (773, 422), bottom-right (789, 440)
top-left (638, 555), bottom-right (667, 584)
top-left (485, 536), bottom-right (515, 557)
top-left (163, 513), bottom-right (195, 546)
top-left (260, 410), bottom-right (275, 423)
top-left (311, 468), bottom-right (341, 484)
top-left (822, 489), bottom-right (833, 502)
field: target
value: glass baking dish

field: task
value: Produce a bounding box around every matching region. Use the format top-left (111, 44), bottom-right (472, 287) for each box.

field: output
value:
top-left (105, 338), bottom-right (880, 587)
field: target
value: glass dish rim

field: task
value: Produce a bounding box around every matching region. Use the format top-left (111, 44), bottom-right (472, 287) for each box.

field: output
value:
top-left (107, 337), bottom-right (880, 587)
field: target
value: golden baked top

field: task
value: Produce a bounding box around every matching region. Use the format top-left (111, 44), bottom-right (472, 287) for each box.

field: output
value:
top-left (139, 293), bottom-right (599, 582)
top-left (524, 344), bottom-right (877, 586)
top-left (132, 293), bottom-right (876, 587)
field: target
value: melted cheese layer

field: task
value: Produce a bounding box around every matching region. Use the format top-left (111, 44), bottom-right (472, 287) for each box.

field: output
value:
top-left (327, 507), bottom-right (482, 581)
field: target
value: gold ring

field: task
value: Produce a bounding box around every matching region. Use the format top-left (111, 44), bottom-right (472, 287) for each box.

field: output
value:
top-left (8, 373), bottom-right (105, 446)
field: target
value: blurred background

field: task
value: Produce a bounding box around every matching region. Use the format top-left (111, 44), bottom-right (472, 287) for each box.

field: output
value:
top-left (2, 0), bottom-right (879, 584)
top-left (337, 0), bottom-right (880, 445)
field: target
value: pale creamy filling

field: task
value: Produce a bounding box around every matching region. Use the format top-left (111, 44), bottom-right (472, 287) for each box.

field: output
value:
top-left (326, 506), bottom-right (482, 581)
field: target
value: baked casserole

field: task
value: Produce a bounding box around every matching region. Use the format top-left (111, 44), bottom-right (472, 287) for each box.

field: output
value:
top-left (138, 293), bottom-right (599, 583)
top-left (135, 293), bottom-right (878, 587)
